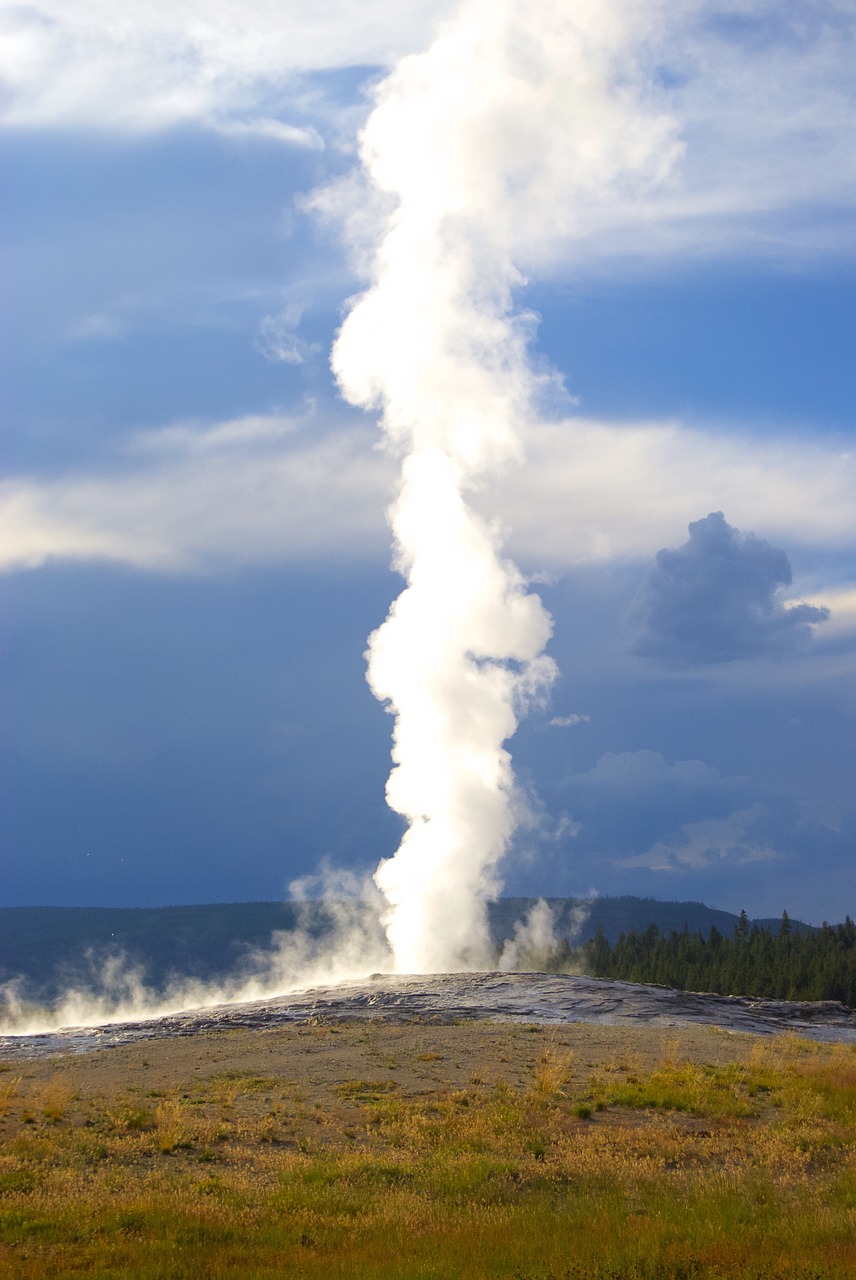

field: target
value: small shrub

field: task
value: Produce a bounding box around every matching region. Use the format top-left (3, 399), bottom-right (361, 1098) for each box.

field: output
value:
top-left (121, 1105), bottom-right (156, 1132)
top-left (0, 1074), bottom-right (22, 1116)
top-left (155, 1099), bottom-right (190, 1152)
top-left (532, 1050), bottom-right (573, 1099)
top-left (40, 1075), bottom-right (73, 1122)
top-left (0, 1169), bottom-right (36, 1194)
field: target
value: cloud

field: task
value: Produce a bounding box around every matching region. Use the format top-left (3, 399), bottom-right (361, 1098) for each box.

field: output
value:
top-left (2, 2), bottom-right (854, 259)
top-left (0, 411), bottom-right (391, 573)
top-left (801, 587), bottom-right (856, 644)
top-left (563, 749), bottom-right (747, 855)
top-left (66, 312), bottom-right (128, 342)
top-left (499, 418), bottom-right (856, 567)
top-left (619, 805), bottom-right (777, 871)
top-left (1, 414), bottom-right (855, 580)
top-left (592, 0), bottom-right (856, 263)
top-left (518, 740), bottom-right (852, 918)
top-left (256, 307), bottom-right (322, 366)
top-left (128, 413), bottom-right (302, 456)
top-left (0, 1), bottom-right (455, 132)
top-left (548, 713), bottom-right (590, 728)
top-left (208, 118), bottom-right (324, 148)
top-left (571, 749), bottom-right (725, 791)
top-left (547, 749), bottom-right (770, 886)
top-left (634, 511), bottom-right (830, 665)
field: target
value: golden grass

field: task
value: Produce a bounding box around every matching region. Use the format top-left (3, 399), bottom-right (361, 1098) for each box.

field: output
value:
top-left (0, 1075), bottom-right (22, 1118)
top-left (0, 1028), bottom-right (853, 1278)
top-left (38, 1076), bottom-right (73, 1124)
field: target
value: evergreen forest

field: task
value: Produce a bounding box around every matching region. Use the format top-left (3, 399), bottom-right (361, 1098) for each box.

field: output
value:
top-left (573, 911), bottom-right (856, 1006)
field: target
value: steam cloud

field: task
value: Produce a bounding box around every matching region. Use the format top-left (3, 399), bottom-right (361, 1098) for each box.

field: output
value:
top-left (1, 1), bottom-right (684, 1034)
top-left (1, 876), bottom-right (392, 1037)
top-left (332, 0), bottom-right (680, 972)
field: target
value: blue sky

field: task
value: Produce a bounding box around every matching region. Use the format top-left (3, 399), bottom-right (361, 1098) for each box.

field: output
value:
top-left (1, 0), bottom-right (854, 923)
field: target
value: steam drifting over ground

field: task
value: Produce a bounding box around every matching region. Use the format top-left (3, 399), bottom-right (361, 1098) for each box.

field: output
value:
top-left (0, 884), bottom-right (393, 1036)
top-left (0, 889), bottom-right (588, 1037)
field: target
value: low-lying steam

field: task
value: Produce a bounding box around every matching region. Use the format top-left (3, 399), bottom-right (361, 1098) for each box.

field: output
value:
top-left (0, 879), bottom-right (391, 1037)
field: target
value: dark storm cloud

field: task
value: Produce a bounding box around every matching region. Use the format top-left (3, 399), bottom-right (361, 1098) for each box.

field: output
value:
top-left (634, 511), bottom-right (829, 665)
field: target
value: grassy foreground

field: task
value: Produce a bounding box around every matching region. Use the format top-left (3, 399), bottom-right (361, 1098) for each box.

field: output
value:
top-left (0, 1022), bottom-right (854, 1278)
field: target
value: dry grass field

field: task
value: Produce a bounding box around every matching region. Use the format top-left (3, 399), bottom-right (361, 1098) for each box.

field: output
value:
top-left (0, 1019), bottom-right (854, 1278)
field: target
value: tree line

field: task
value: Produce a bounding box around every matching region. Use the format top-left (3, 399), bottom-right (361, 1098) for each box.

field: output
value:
top-left (564, 911), bottom-right (856, 1007)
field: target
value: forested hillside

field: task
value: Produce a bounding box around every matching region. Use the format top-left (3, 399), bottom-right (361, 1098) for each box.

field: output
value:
top-left (575, 912), bottom-right (856, 1006)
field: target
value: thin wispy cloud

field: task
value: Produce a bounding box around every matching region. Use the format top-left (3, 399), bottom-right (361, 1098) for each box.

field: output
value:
top-left (620, 806), bottom-right (778, 873)
top-left (2, 2), bottom-right (854, 259)
top-left (494, 418), bottom-right (856, 565)
top-left (2, 413), bottom-right (854, 575)
top-left (0, 414), bottom-right (390, 573)
top-left (0, 1), bottom-right (453, 131)
top-left (207, 118), bottom-right (325, 149)
top-left (549, 714), bottom-right (591, 728)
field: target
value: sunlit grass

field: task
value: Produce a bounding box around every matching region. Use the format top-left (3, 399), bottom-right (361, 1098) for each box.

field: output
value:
top-left (0, 1032), bottom-right (853, 1277)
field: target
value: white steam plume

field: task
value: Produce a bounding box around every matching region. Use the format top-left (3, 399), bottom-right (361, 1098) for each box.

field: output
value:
top-left (331, 0), bottom-right (679, 974)
top-left (498, 899), bottom-right (559, 972)
top-left (0, 872), bottom-right (391, 1036)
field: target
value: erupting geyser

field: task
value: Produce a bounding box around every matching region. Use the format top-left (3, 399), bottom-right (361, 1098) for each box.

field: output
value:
top-left (332, 0), bottom-right (680, 973)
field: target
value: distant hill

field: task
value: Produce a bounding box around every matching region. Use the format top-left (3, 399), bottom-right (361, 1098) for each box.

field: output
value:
top-left (0, 902), bottom-right (303, 1001)
top-left (0, 896), bottom-right (813, 1006)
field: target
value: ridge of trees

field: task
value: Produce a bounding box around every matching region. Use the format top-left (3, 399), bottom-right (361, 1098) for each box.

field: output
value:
top-left (567, 911), bottom-right (856, 1007)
